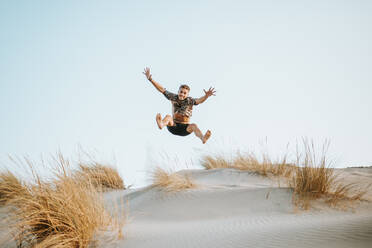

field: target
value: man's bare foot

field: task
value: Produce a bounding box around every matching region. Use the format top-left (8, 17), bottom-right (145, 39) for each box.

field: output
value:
top-left (156, 113), bottom-right (163, 129)
top-left (202, 130), bottom-right (211, 144)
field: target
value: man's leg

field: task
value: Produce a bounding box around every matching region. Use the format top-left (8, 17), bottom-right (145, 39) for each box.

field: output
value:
top-left (156, 113), bottom-right (174, 129)
top-left (186, 123), bottom-right (212, 144)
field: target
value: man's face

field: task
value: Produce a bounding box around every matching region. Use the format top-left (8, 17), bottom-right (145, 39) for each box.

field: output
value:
top-left (178, 88), bottom-right (189, 100)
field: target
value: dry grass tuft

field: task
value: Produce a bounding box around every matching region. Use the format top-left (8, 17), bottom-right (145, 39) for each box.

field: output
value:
top-left (201, 152), bottom-right (295, 178)
top-left (200, 155), bottom-right (232, 170)
top-left (0, 171), bottom-right (27, 206)
top-left (78, 163), bottom-right (125, 191)
top-left (288, 140), bottom-right (368, 209)
top-left (1, 155), bottom-right (124, 248)
top-left (151, 167), bottom-right (196, 192)
top-left (233, 152), bottom-right (295, 178)
top-left (289, 164), bottom-right (335, 209)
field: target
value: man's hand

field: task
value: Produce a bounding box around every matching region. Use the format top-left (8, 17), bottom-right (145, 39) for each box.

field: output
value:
top-left (143, 67), bottom-right (152, 81)
top-left (204, 87), bottom-right (216, 97)
top-left (143, 67), bottom-right (165, 93)
top-left (195, 87), bottom-right (216, 105)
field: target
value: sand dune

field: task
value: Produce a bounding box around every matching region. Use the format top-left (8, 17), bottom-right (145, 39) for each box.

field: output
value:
top-left (1, 168), bottom-right (371, 247)
top-left (102, 168), bottom-right (372, 248)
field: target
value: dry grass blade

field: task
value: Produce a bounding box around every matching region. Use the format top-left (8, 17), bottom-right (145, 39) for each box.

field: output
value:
top-left (151, 167), bottom-right (196, 192)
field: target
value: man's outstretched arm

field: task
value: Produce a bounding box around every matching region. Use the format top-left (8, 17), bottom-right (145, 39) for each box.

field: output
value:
top-left (143, 67), bottom-right (165, 93)
top-left (195, 87), bottom-right (216, 105)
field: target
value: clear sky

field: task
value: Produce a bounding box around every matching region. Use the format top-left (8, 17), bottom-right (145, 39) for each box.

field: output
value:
top-left (1, 0), bottom-right (371, 187)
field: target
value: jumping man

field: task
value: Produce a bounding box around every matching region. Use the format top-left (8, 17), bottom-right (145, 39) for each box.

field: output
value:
top-left (143, 67), bottom-right (216, 144)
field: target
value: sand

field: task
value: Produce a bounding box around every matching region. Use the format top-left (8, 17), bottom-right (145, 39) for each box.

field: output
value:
top-left (102, 168), bottom-right (372, 248)
top-left (1, 167), bottom-right (371, 247)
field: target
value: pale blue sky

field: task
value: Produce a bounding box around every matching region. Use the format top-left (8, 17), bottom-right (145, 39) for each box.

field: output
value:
top-left (1, 0), bottom-right (371, 186)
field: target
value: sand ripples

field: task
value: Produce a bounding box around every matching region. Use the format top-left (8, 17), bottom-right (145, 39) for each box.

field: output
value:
top-left (107, 169), bottom-right (372, 248)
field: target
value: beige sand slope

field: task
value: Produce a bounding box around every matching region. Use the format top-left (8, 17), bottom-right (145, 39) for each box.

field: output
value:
top-left (103, 168), bottom-right (372, 248)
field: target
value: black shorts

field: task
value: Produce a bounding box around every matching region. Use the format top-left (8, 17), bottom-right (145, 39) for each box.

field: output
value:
top-left (167, 122), bottom-right (191, 136)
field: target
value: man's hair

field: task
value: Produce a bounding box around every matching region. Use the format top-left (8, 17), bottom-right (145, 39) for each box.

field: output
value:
top-left (179, 84), bottom-right (190, 91)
